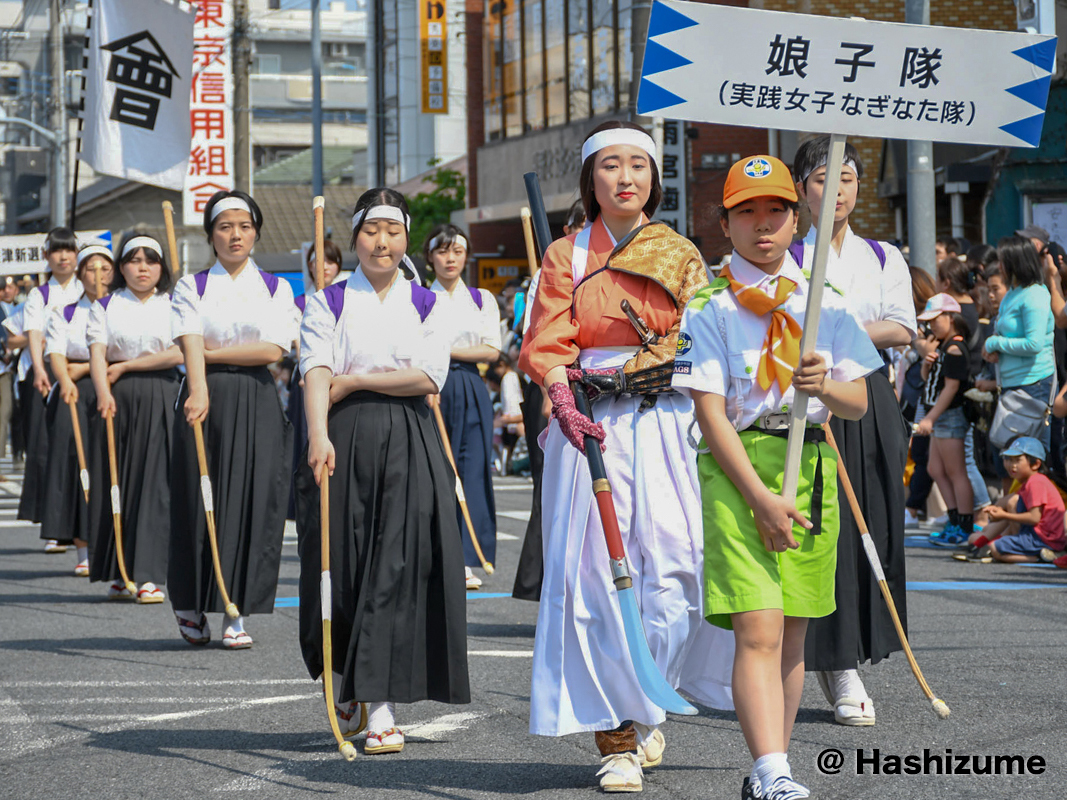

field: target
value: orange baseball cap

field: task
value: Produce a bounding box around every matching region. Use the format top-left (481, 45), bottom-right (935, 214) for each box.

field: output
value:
top-left (723, 155), bottom-right (798, 209)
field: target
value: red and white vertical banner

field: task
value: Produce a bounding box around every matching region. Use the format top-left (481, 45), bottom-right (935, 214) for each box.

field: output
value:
top-left (182, 0), bottom-right (235, 222)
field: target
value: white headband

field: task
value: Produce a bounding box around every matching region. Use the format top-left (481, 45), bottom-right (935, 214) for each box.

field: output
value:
top-left (429, 233), bottom-right (468, 253)
top-left (352, 205), bottom-right (410, 230)
top-left (799, 157), bottom-right (859, 184)
top-left (121, 236), bottom-right (162, 259)
top-left (209, 197), bottom-right (253, 221)
top-left (581, 129), bottom-right (657, 164)
top-left (77, 245), bottom-right (113, 267)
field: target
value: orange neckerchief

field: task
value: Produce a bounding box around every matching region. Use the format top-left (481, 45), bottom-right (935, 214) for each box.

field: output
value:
top-left (720, 264), bottom-right (801, 392)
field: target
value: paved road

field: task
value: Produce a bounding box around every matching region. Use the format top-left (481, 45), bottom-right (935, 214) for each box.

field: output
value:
top-left (1, 461), bottom-right (1065, 800)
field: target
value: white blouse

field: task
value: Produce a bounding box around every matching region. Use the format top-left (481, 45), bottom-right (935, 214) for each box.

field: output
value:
top-left (300, 267), bottom-right (450, 392)
top-left (429, 278), bottom-right (502, 352)
top-left (2, 305), bottom-right (31, 381)
top-left (45, 295), bottom-right (92, 362)
top-left (22, 276), bottom-right (83, 333)
top-left (87, 289), bottom-right (175, 362)
top-left (798, 226), bottom-right (917, 336)
top-left (171, 260), bottom-right (296, 350)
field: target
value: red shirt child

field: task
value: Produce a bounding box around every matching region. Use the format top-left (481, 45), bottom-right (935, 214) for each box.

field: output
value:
top-left (1019, 472), bottom-right (1066, 550)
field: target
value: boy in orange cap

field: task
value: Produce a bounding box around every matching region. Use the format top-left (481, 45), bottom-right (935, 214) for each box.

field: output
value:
top-left (672, 156), bottom-right (884, 800)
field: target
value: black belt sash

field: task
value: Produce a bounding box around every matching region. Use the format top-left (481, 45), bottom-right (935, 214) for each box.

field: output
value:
top-left (740, 425), bottom-right (826, 535)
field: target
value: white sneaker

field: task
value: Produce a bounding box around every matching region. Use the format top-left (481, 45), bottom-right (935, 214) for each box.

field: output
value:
top-left (597, 752), bottom-right (643, 793)
top-left (903, 509), bottom-right (921, 529)
top-left (465, 566), bottom-right (482, 590)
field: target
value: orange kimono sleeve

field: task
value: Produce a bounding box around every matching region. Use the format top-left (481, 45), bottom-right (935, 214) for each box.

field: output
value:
top-left (518, 236), bottom-right (581, 385)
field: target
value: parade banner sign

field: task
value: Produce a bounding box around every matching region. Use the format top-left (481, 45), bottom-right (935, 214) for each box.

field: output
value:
top-left (420, 0), bottom-right (449, 113)
top-left (658, 120), bottom-right (688, 235)
top-left (637, 1), bottom-right (1057, 147)
top-left (0, 231), bottom-right (111, 277)
top-left (183, 0), bottom-right (236, 221)
top-left (80, 0), bottom-right (196, 190)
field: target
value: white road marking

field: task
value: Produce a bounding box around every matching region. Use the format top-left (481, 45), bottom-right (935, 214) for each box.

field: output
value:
top-left (491, 484), bottom-right (534, 491)
top-left (0, 520), bottom-right (37, 528)
top-left (497, 531), bottom-right (519, 541)
top-left (0, 678), bottom-right (315, 689)
top-left (212, 711), bottom-right (489, 792)
top-left (468, 650), bottom-right (532, 657)
top-left (498, 510), bottom-right (531, 522)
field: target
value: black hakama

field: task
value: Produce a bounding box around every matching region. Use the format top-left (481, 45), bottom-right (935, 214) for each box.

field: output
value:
top-left (805, 372), bottom-right (909, 670)
top-left (286, 367), bottom-right (306, 520)
top-left (168, 365), bottom-right (292, 614)
top-left (17, 374), bottom-right (49, 522)
top-left (512, 375), bottom-right (547, 601)
top-left (39, 374), bottom-right (97, 545)
top-left (87, 370), bottom-right (178, 585)
top-left (295, 392), bottom-right (470, 706)
top-left (439, 361), bottom-right (496, 568)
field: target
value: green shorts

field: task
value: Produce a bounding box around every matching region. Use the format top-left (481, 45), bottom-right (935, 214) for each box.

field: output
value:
top-left (697, 430), bottom-right (839, 630)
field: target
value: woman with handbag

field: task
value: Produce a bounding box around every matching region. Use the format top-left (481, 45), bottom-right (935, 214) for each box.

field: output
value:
top-left (984, 237), bottom-right (1056, 451)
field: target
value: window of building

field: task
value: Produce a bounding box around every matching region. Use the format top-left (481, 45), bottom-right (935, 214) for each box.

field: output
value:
top-left (484, 0), bottom-right (629, 141)
top-left (253, 53), bottom-right (281, 75)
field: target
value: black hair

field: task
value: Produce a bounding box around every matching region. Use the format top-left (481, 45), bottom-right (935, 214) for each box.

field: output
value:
top-left (579, 120), bottom-right (662, 223)
top-left (791, 136), bottom-right (865, 187)
top-left (565, 198), bottom-right (587, 231)
top-left (997, 235), bottom-right (1044, 289)
top-left (716, 199), bottom-right (800, 223)
top-left (936, 235), bottom-right (960, 256)
top-left (422, 223), bottom-right (470, 267)
top-left (306, 239), bottom-right (344, 270)
top-left (349, 187), bottom-right (410, 253)
top-left (113, 233), bottom-right (173, 294)
top-left (202, 191), bottom-right (264, 255)
top-left (945, 311), bottom-right (971, 342)
top-left (937, 257), bottom-right (976, 294)
top-left (44, 227), bottom-right (78, 254)
top-left (76, 244), bottom-right (114, 280)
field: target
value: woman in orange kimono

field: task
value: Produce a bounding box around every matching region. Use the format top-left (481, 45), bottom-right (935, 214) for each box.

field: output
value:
top-left (519, 121), bottom-right (734, 793)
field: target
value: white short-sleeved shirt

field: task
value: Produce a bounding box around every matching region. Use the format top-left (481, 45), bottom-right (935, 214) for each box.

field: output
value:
top-left (499, 369), bottom-right (522, 433)
top-left (300, 267), bottom-right (451, 392)
top-left (22, 277), bottom-right (83, 334)
top-left (799, 226), bottom-right (916, 336)
top-left (672, 252), bottom-right (883, 430)
top-left (45, 296), bottom-right (92, 361)
top-left (2, 304), bottom-right (29, 380)
top-left (87, 289), bottom-right (175, 362)
top-left (430, 278), bottom-right (502, 352)
top-left (171, 260), bottom-right (297, 350)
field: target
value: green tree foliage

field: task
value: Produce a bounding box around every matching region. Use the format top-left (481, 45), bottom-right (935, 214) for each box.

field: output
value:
top-left (406, 163), bottom-right (466, 264)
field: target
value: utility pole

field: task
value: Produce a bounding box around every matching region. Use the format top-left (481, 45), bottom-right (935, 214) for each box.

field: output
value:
top-left (311, 0), bottom-right (323, 196)
top-left (905, 0), bottom-right (936, 273)
top-left (233, 0), bottom-right (252, 193)
top-left (50, 0), bottom-right (67, 228)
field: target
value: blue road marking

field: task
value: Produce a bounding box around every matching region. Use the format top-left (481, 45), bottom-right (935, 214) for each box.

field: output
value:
top-left (275, 591), bottom-right (516, 609)
top-left (907, 580), bottom-right (1062, 591)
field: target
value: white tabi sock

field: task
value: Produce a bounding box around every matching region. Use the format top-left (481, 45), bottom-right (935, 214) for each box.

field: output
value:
top-left (367, 701), bottom-right (396, 732)
top-left (174, 609), bottom-right (201, 623)
top-left (831, 668), bottom-right (869, 702)
top-left (754, 753), bottom-right (790, 793)
top-left (76, 546), bottom-right (88, 562)
top-left (224, 615), bottom-right (246, 636)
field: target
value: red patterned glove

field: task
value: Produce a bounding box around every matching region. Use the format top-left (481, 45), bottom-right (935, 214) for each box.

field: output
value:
top-left (548, 381), bottom-right (607, 454)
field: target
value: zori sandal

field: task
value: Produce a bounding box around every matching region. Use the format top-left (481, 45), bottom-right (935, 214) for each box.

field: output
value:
top-left (108, 580), bottom-right (134, 600)
top-left (222, 629), bottom-right (253, 650)
top-left (364, 727), bottom-right (404, 754)
top-left (136, 583), bottom-right (165, 604)
top-left (176, 613), bottom-right (211, 645)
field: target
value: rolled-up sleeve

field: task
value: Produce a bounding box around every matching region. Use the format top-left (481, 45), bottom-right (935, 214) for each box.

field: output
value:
top-left (21, 288), bottom-right (45, 332)
top-left (672, 300), bottom-right (728, 397)
top-left (170, 276), bottom-right (202, 340)
top-left (264, 278), bottom-right (298, 349)
top-left (831, 305), bottom-right (885, 382)
top-left (86, 300), bottom-right (108, 347)
top-left (299, 291), bottom-right (336, 376)
top-left (518, 238), bottom-right (581, 384)
top-left (417, 303), bottom-right (453, 392)
top-left (478, 289), bottom-right (503, 350)
top-left (44, 308), bottom-right (67, 358)
top-left (880, 245), bottom-right (917, 337)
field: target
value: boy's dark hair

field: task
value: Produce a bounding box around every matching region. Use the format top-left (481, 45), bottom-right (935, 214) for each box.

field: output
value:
top-left (44, 227), bottom-right (78, 254)
top-left (791, 136), bottom-right (865, 187)
top-left (579, 120), bottom-right (662, 223)
top-left (716, 200), bottom-right (801, 222)
top-left (937, 235), bottom-right (960, 256)
top-left (113, 233), bottom-right (173, 294)
top-left (202, 191), bottom-right (264, 254)
top-left (997, 235), bottom-right (1044, 289)
top-left (350, 187), bottom-right (409, 251)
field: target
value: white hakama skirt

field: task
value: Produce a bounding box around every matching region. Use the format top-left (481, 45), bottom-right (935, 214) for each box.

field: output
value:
top-left (530, 348), bottom-right (735, 738)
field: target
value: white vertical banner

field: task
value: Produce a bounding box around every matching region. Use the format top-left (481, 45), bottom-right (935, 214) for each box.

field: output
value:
top-left (658, 119), bottom-right (687, 235)
top-left (79, 0), bottom-right (196, 190)
top-left (182, 0), bottom-right (235, 223)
